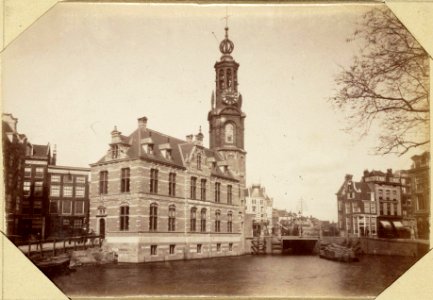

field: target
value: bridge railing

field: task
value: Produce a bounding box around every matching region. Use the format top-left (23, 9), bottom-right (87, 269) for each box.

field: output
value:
top-left (18, 235), bottom-right (104, 258)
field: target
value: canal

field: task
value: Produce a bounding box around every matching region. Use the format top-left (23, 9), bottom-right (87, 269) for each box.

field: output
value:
top-left (51, 254), bottom-right (416, 298)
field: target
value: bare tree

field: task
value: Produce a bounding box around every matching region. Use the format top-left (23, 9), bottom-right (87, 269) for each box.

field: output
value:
top-left (331, 8), bottom-right (429, 156)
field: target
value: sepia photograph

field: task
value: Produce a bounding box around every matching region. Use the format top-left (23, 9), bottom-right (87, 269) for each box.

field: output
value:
top-left (1, 2), bottom-right (431, 299)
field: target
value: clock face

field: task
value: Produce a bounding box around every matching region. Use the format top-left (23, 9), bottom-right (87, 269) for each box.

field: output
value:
top-left (222, 94), bottom-right (238, 105)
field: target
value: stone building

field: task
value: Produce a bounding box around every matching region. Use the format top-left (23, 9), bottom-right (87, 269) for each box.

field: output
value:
top-left (337, 169), bottom-right (405, 238)
top-left (3, 114), bottom-right (27, 237)
top-left (88, 26), bottom-right (247, 263)
top-left (409, 151), bottom-right (430, 239)
top-left (47, 165), bottom-right (90, 238)
top-left (337, 174), bottom-right (377, 237)
top-left (2, 113), bottom-right (90, 240)
top-left (245, 184), bottom-right (274, 232)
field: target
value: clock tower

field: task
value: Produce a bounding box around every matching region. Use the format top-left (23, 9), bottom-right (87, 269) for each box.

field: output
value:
top-left (208, 26), bottom-right (246, 184)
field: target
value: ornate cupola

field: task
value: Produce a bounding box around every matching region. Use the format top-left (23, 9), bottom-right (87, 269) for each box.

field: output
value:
top-left (208, 24), bottom-right (246, 183)
top-left (214, 27), bottom-right (240, 106)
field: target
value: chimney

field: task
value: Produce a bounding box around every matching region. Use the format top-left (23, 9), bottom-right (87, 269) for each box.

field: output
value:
top-left (195, 126), bottom-right (204, 146)
top-left (387, 168), bottom-right (393, 176)
top-left (51, 144), bottom-right (57, 166)
top-left (138, 116), bottom-right (148, 129)
top-left (111, 126), bottom-right (122, 143)
top-left (186, 134), bottom-right (193, 143)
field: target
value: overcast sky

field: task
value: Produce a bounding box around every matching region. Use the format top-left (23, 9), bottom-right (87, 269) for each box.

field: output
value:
top-left (2, 3), bottom-right (424, 221)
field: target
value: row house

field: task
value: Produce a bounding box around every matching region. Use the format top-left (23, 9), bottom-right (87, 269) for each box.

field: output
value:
top-left (2, 113), bottom-right (90, 240)
top-left (245, 184), bottom-right (274, 232)
top-left (89, 118), bottom-right (243, 263)
top-left (47, 165), bottom-right (90, 238)
top-left (409, 152), bottom-right (430, 239)
top-left (2, 114), bottom-right (27, 237)
top-left (337, 174), bottom-right (378, 237)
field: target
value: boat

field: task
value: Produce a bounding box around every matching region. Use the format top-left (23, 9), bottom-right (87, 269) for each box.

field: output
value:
top-left (32, 254), bottom-right (71, 273)
top-left (319, 242), bottom-right (359, 263)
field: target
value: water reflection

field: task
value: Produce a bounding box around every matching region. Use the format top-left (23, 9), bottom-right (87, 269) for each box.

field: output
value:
top-left (51, 254), bottom-right (416, 297)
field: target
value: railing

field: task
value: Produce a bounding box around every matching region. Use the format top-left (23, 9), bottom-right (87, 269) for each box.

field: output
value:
top-left (18, 235), bottom-right (104, 258)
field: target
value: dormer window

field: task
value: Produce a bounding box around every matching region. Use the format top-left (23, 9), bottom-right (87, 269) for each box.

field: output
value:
top-left (112, 145), bottom-right (119, 159)
top-left (197, 153), bottom-right (202, 170)
top-left (148, 144), bottom-right (154, 155)
top-left (166, 149), bottom-right (172, 160)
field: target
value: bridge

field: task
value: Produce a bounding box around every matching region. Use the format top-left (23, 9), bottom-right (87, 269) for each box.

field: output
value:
top-left (249, 235), bottom-right (319, 255)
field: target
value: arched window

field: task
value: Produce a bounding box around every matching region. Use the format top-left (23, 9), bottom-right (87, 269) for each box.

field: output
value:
top-left (168, 205), bottom-right (176, 231)
top-left (219, 69), bottom-right (225, 89)
top-left (225, 123), bottom-right (235, 144)
top-left (227, 69), bottom-right (232, 90)
top-left (149, 203), bottom-right (158, 231)
top-left (200, 208), bottom-right (207, 232)
top-left (215, 210), bottom-right (221, 232)
top-left (227, 211), bottom-right (233, 233)
top-left (190, 207), bottom-right (197, 232)
top-left (120, 205), bottom-right (129, 231)
top-left (197, 154), bottom-right (202, 170)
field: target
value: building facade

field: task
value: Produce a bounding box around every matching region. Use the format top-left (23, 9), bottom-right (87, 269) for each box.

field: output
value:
top-left (245, 184), bottom-right (273, 231)
top-left (47, 165), bottom-right (90, 238)
top-left (3, 114), bottom-right (27, 237)
top-left (409, 152), bottom-right (430, 239)
top-left (2, 113), bottom-right (90, 240)
top-left (337, 170), bottom-right (405, 238)
top-left (89, 26), bottom-right (247, 263)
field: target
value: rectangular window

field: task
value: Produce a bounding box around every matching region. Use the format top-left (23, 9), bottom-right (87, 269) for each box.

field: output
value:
top-left (364, 202), bottom-right (370, 213)
top-left (380, 203), bottom-right (384, 215)
top-left (215, 182), bottom-right (221, 203)
top-left (151, 245), bottom-right (157, 255)
top-left (345, 203), bottom-right (350, 214)
top-left (168, 205), bottom-right (176, 231)
top-left (74, 200), bottom-right (85, 215)
top-left (76, 176), bottom-right (86, 184)
top-left (227, 213), bottom-right (233, 233)
top-left (197, 244), bottom-right (202, 254)
top-left (371, 203), bottom-right (377, 214)
top-left (33, 201), bottom-right (42, 215)
top-left (34, 181), bottom-right (43, 196)
top-left (49, 200), bottom-right (60, 214)
top-left (75, 186), bottom-right (85, 198)
top-left (227, 185), bottom-right (232, 204)
top-left (50, 185), bottom-right (60, 197)
top-left (35, 167), bottom-right (44, 178)
top-left (190, 177), bottom-right (197, 199)
top-left (23, 181), bottom-right (31, 196)
top-left (51, 175), bottom-right (61, 183)
top-left (62, 200), bottom-right (72, 214)
top-left (121, 168), bottom-right (130, 193)
top-left (63, 174), bottom-right (73, 183)
top-left (73, 219), bottom-right (83, 229)
top-left (197, 154), bottom-right (202, 170)
top-left (252, 206), bottom-right (256, 212)
top-left (150, 169), bottom-right (158, 194)
top-left (24, 167), bottom-right (32, 177)
top-left (149, 204), bottom-right (158, 231)
top-left (169, 244), bottom-right (175, 255)
top-left (393, 205), bottom-right (398, 216)
top-left (338, 201), bottom-right (343, 211)
top-left (120, 206), bottom-right (129, 231)
top-left (417, 195), bottom-right (426, 210)
top-left (169, 172), bottom-right (176, 197)
top-left (63, 186), bottom-right (73, 197)
top-left (216, 243), bottom-right (221, 252)
top-left (386, 203), bottom-right (391, 215)
top-left (229, 243), bottom-right (233, 251)
top-left (99, 171), bottom-right (108, 194)
top-left (200, 179), bottom-right (206, 201)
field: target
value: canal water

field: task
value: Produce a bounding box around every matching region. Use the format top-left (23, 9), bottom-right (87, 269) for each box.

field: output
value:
top-left (51, 254), bottom-right (416, 298)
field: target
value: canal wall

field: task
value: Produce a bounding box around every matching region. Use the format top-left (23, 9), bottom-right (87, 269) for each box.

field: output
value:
top-left (320, 236), bottom-right (429, 257)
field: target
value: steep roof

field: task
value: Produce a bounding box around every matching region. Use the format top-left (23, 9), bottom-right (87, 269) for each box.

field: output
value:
top-left (96, 127), bottom-right (238, 181)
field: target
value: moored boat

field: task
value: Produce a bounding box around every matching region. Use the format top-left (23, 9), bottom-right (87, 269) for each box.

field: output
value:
top-left (319, 242), bottom-right (359, 263)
